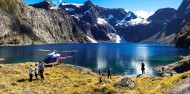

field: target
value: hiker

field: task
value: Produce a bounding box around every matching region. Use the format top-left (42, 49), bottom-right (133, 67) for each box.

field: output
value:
top-left (107, 68), bottom-right (111, 79)
top-left (34, 64), bottom-right (39, 80)
top-left (39, 62), bottom-right (45, 80)
top-left (141, 63), bottom-right (145, 74)
top-left (29, 65), bottom-right (34, 82)
top-left (162, 67), bottom-right (164, 74)
top-left (99, 69), bottom-right (102, 76)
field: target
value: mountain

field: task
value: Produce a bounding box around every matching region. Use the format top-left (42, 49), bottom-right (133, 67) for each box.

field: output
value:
top-left (31, 0), bottom-right (57, 10)
top-left (59, 0), bottom-right (181, 43)
top-left (175, 14), bottom-right (190, 48)
top-left (0, 0), bottom-right (89, 45)
top-left (147, 8), bottom-right (177, 23)
top-left (59, 1), bottom-right (128, 42)
top-left (0, 0), bottom-right (188, 45)
top-left (144, 0), bottom-right (190, 44)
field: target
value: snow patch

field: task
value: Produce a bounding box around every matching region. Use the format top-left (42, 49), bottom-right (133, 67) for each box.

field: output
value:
top-left (128, 17), bottom-right (151, 25)
top-left (135, 10), bottom-right (154, 19)
top-left (50, 6), bottom-right (58, 10)
top-left (71, 15), bottom-right (79, 19)
top-left (115, 35), bottom-right (125, 43)
top-left (116, 35), bottom-right (121, 43)
top-left (66, 8), bottom-right (75, 11)
top-left (97, 18), bottom-right (108, 25)
top-left (86, 36), bottom-right (98, 43)
top-left (125, 9), bottom-right (129, 12)
top-left (116, 16), bottom-right (151, 26)
top-left (61, 3), bottom-right (83, 8)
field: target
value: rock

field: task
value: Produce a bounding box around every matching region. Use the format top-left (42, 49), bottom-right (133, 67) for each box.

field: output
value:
top-left (99, 76), bottom-right (106, 83)
top-left (99, 76), bottom-right (113, 83)
top-left (170, 78), bottom-right (190, 94)
top-left (114, 77), bottom-right (135, 89)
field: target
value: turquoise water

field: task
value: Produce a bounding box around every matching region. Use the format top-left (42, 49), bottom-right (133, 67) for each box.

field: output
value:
top-left (0, 43), bottom-right (190, 75)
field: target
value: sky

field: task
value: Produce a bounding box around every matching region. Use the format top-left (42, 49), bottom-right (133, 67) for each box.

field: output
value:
top-left (24, 0), bottom-right (183, 19)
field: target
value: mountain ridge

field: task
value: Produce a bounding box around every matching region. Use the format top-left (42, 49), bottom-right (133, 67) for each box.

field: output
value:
top-left (0, 0), bottom-right (189, 46)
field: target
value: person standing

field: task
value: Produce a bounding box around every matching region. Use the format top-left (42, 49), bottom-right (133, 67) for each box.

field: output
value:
top-left (39, 62), bottom-right (45, 80)
top-left (29, 65), bottom-right (34, 82)
top-left (34, 64), bottom-right (39, 80)
top-left (99, 69), bottom-right (102, 76)
top-left (107, 68), bottom-right (111, 79)
top-left (141, 63), bottom-right (145, 74)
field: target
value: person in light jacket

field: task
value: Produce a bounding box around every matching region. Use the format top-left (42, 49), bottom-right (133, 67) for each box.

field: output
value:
top-left (29, 65), bottom-right (34, 82)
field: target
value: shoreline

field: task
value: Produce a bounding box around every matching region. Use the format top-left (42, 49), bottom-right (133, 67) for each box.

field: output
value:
top-left (154, 55), bottom-right (190, 76)
top-left (0, 55), bottom-right (188, 78)
top-left (0, 43), bottom-right (173, 47)
top-left (0, 62), bottom-right (189, 93)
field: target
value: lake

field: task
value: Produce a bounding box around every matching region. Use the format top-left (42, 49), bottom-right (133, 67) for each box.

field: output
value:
top-left (0, 43), bottom-right (190, 76)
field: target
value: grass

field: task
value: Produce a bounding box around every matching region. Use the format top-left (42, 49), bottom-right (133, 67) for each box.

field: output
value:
top-left (0, 0), bottom-right (20, 11)
top-left (0, 62), bottom-right (189, 94)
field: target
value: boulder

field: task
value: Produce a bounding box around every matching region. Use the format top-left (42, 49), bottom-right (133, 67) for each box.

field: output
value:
top-left (114, 77), bottom-right (135, 89)
top-left (99, 76), bottom-right (106, 83)
top-left (99, 76), bottom-right (113, 83)
top-left (170, 78), bottom-right (190, 94)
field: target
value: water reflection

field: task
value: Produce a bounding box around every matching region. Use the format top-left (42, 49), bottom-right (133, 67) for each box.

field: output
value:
top-left (96, 46), bottom-right (107, 70)
top-left (131, 46), bottom-right (154, 75)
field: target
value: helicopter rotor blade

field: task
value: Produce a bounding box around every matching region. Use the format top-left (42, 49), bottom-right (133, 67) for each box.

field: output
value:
top-left (37, 49), bottom-right (51, 52)
top-left (60, 50), bottom-right (78, 53)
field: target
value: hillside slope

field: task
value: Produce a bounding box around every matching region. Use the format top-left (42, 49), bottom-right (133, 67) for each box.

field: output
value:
top-left (0, 0), bottom-right (89, 45)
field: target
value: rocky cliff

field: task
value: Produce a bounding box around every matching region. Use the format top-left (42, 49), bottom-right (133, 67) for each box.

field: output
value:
top-left (0, 0), bottom-right (89, 45)
top-left (144, 0), bottom-right (190, 44)
top-left (175, 14), bottom-right (190, 48)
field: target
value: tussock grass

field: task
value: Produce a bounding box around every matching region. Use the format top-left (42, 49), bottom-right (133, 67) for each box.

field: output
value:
top-left (0, 0), bottom-right (21, 11)
top-left (0, 62), bottom-right (189, 94)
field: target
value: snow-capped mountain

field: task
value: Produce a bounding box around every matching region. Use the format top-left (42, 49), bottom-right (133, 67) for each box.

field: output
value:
top-left (59, 0), bottom-right (165, 42)
top-left (29, 0), bottom-right (189, 44)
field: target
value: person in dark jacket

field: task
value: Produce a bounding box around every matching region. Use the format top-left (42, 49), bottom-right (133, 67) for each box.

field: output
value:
top-left (99, 69), bottom-right (102, 76)
top-left (141, 63), bottom-right (145, 74)
top-left (107, 68), bottom-right (111, 79)
top-left (39, 62), bottom-right (45, 80)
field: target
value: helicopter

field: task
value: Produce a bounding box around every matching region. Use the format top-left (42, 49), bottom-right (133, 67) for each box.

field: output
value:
top-left (37, 49), bottom-right (78, 65)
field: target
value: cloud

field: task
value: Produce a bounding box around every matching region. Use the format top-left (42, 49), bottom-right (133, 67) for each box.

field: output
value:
top-left (59, 0), bottom-right (62, 3)
top-left (135, 10), bottom-right (154, 19)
